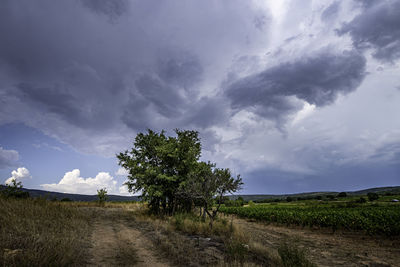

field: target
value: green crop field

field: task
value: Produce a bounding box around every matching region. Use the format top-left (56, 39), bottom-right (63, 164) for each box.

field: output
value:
top-left (221, 200), bottom-right (400, 236)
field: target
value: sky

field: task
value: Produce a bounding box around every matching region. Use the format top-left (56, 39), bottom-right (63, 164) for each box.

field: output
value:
top-left (0, 0), bottom-right (399, 195)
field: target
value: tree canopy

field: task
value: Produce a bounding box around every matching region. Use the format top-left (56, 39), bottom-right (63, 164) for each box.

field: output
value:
top-left (117, 129), bottom-right (242, 218)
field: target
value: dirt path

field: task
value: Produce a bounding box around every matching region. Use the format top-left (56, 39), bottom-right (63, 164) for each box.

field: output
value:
top-left (88, 209), bottom-right (169, 267)
top-left (231, 216), bottom-right (400, 267)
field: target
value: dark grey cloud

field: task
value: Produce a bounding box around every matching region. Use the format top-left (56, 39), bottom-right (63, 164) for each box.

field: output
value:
top-left (135, 74), bottom-right (185, 118)
top-left (182, 97), bottom-right (229, 129)
top-left (0, 0), bottom-right (268, 155)
top-left (156, 51), bottom-right (203, 91)
top-left (81, 0), bottom-right (129, 21)
top-left (0, 147), bottom-right (19, 169)
top-left (225, 49), bottom-right (366, 120)
top-left (338, 0), bottom-right (400, 62)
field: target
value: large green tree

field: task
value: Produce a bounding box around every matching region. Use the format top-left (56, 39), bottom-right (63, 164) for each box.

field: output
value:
top-left (117, 129), bottom-right (201, 214)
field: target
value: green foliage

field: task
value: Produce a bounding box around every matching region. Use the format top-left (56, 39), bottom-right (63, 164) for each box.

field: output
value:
top-left (184, 164), bottom-right (243, 227)
top-left (278, 243), bottom-right (316, 267)
top-left (337, 192), bottom-right (347, 198)
top-left (356, 197), bottom-right (367, 203)
top-left (367, 192), bottom-right (379, 201)
top-left (225, 199), bottom-right (244, 207)
top-left (1, 179), bottom-right (30, 199)
top-left (117, 129), bottom-right (243, 219)
top-left (286, 196), bottom-right (293, 202)
top-left (326, 195), bottom-right (335, 200)
top-left (248, 200), bottom-right (255, 207)
top-left (97, 188), bottom-right (108, 204)
top-left (117, 129), bottom-right (201, 214)
top-left (220, 204), bottom-right (400, 236)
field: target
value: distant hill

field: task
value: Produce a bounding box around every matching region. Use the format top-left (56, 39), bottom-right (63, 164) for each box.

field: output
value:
top-left (0, 185), bottom-right (140, 202)
top-left (230, 186), bottom-right (400, 201)
top-left (1, 185), bottom-right (399, 202)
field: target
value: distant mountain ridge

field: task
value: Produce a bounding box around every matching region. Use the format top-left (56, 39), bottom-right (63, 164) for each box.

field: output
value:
top-left (1, 185), bottom-right (399, 202)
top-left (0, 185), bottom-right (140, 202)
top-left (230, 186), bottom-right (400, 201)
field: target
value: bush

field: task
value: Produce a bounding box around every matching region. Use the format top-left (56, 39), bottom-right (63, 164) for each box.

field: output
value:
top-left (1, 180), bottom-right (30, 199)
top-left (337, 192), bottom-right (347, 198)
top-left (367, 192), bottom-right (379, 201)
top-left (278, 243), bottom-right (316, 267)
top-left (355, 197), bottom-right (367, 203)
top-left (97, 188), bottom-right (108, 205)
top-left (225, 200), bottom-right (244, 207)
top-left (326, 195), bottom-right (335, 200)
top-left (286, 197), bottom-right (293, 202)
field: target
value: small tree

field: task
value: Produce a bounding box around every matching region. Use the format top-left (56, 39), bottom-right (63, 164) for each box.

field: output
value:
top-left (97, 188), bottom-right (108, 205)
top-left (337, 192), bottom-right (347, 198)
top-left (2, 179), bottom-right (29, 199)
top-left (184, 164), bottom-right (242, 228)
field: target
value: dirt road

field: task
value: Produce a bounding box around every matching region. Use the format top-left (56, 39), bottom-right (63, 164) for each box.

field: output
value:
top-left (87, 208), bottom-right (169, 267)
top-left (232, 216), bottom-right (400, 267)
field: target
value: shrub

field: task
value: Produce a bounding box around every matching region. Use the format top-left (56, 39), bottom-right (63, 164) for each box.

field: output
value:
top-left (1, 179), bottom-right (30, 199)
top-left (97, 188), bottom-right (108, 205)
top-left (326, 195), bottom-right (335, 200)
top-left (367, 192), bottom-right (379, 201)
top-left (278, 243), bottom-right (316, 267)
top-left (355, 197), bottom-right (367, 203)
top-left (337, 192), bottom-right (347, 198)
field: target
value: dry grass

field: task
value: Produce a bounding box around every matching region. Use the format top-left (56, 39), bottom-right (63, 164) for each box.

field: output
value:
top-left (133, 210), bottom-right (296, 266)
top-left (0, 197), bottom-right (93, 266)
top-left (0, 198), bottom-right (316, 267)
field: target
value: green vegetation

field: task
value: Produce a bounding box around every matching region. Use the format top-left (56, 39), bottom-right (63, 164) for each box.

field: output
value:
top-left (0, 179), bottom-right (30, 199)
top-left (117, 129), bottom-right (242, 227)
top-left (0, 197), bottom-right (93, 266)
top-left (278, 243), bottom-right (316, 267)
top-left (97, 187), bottom-right (108, 205)
top-left (221, 201), bottom-right (400, 236)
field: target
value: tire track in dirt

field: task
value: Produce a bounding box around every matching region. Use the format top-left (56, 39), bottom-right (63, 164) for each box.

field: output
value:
top-left (88, 209), bottom-right (169, 267)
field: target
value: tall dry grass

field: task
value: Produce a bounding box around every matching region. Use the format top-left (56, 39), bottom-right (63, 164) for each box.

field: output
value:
top-left (0, 197), bottom-right (93, 266)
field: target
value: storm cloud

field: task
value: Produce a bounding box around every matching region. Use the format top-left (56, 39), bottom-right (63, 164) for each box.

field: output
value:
top-left (0, 0), bottom-right (399, 194)
top-left (225, 49), bottom-right (367, 121)
top-left (338, 0), bottom-right (400, 62)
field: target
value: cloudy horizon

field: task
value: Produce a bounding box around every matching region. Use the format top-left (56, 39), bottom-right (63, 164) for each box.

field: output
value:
top-left (1, 0), bottom-right (399, 195)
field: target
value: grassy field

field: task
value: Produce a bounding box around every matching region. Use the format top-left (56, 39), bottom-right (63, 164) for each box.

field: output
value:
top-left (221, 196), bottom-right (400, 236)
top-left (2, 195), bottom-right (399, 266)
top-left (0, 197), bottom-right (94, 266)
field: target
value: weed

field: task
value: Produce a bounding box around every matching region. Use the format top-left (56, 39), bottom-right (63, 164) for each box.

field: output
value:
top-left (278, 242), bottom-right (316, 267)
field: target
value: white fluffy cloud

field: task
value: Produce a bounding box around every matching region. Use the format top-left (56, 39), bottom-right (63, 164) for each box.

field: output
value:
top-left (0, 147), bottom-right (19, 169)
top-left (41, 169), bottom-right (117, 195)
top-left (115, 167), bottom-right (129, 176)
top-left (5, 167), bottom-right (31, 185)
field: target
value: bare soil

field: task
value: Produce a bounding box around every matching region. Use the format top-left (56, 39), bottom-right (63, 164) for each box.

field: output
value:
top-left (87, 208), bottom-right (169, 267)
top-left (230, 216), bottom-right (400, 267)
